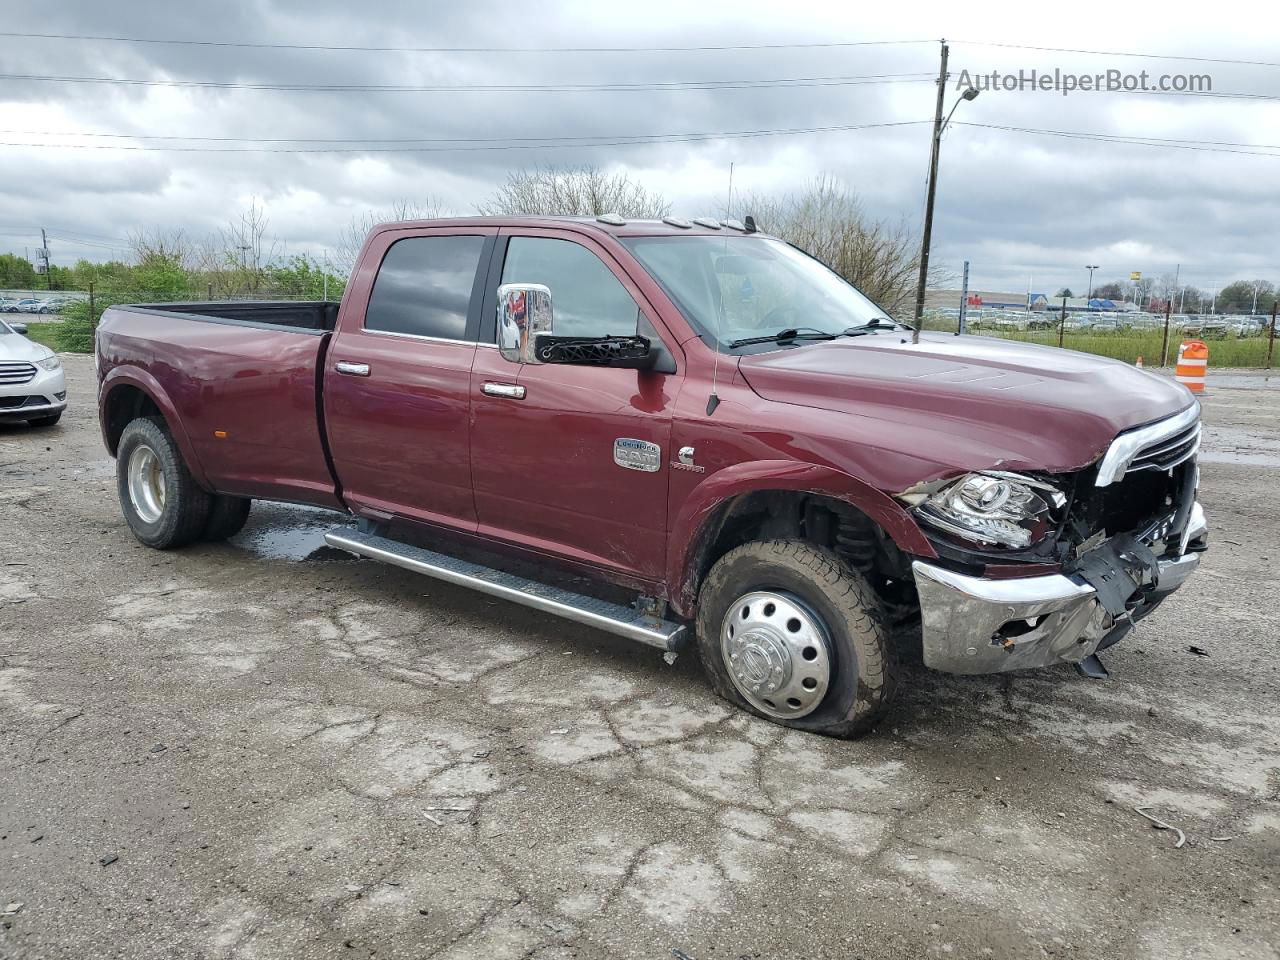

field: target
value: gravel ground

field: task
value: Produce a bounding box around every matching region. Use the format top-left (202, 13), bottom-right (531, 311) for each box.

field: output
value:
top-left (2, 356), bottom-right (1278, 960)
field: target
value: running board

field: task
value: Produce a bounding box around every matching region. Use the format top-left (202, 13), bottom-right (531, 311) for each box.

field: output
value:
top-left (325, 530), bottom-right (688, 652)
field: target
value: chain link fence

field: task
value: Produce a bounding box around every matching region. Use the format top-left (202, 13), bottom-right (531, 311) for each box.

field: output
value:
top-left (907, 307), bottom-right (1280, 368)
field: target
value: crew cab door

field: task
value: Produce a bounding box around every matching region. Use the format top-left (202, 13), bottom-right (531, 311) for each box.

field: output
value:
top-left (324, 227), bottom-right (497, 530)
top-left (470, 229), bottom-right (682, 582)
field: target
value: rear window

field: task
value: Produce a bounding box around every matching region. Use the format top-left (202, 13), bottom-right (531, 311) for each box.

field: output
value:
top-left (364, 235), bottom-right (486, 340)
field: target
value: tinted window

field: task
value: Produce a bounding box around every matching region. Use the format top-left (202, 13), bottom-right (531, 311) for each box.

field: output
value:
top-left (365, 235), bottom-right (486, 340)
top-left (501, 237), bottom-right (638, 338)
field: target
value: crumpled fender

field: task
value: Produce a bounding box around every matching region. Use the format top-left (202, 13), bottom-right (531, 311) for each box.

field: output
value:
top-left (99, 365), bottom-right (211, 490)
top-left (665, 459), bottom-right (936, 617)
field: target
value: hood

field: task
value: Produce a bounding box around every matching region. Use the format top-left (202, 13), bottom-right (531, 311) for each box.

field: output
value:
top-left (737, 332), bottom-right (1193, 476)
top-left (0, 330), bottom-right (53, 364)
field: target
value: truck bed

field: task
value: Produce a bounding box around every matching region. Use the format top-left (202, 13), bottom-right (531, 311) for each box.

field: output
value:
top-left (97, 301), bottom-right (342, 508)
top-left (124, 300), bottom-right (340, 333)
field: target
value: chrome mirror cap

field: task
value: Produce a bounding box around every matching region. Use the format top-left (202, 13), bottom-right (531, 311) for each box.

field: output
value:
top-left (497, 283), bottom-right (554, 364)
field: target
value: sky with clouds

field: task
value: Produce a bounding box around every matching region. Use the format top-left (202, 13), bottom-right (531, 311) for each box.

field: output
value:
top-left (0, 0), bottom-right (1276, 295)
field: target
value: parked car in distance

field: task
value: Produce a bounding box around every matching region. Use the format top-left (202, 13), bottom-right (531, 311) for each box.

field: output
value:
top-left (40, 297), bottom-right (72, 314)
top-left (95, 215), bottom-right (1207, 737)
top-left (15, 299), bottom-right (43, 313)
top-left (0, 297), bottom-right (20, 313)
top-left (0, 317), bottom-right (66, 427)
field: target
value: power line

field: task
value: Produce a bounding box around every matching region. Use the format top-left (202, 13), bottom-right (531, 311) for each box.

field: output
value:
top-left (0, 71), bottom-right (934, 94)
top-left (0, 121), bottom-right (926, 145)
top-left (0, 30), bottom-right (935, 54)
top-left (953, 40), bottom-right (1280, 70)
top-left (955, 121), bottom-right (1280, 158)
top-left (0, 119), bottom-right (933, 154)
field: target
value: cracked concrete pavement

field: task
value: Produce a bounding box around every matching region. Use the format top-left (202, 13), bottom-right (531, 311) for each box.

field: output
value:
top-left (2, 355), bottom-right (1279, 959)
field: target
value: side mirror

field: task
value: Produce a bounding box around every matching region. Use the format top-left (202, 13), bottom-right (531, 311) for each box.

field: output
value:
top-left (497, 282), bottom-right (553, 364)
top-left (11, 322), bottom-right (27, 335)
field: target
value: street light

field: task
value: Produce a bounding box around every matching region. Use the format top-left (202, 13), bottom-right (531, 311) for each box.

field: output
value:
top-left (1085, 265), bottom-right (1099, 306)
top-left (912, 40), bottom-right (979, 344)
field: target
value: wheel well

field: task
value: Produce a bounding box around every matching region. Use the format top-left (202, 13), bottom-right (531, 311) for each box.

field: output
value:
top-left (103, 385), bottom-right (162, 455)
top-left (691, 491), bottom-right (919, 627)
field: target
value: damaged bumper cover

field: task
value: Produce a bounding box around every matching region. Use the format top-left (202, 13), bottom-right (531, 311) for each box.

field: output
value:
top-left (912, 502), bottom-right (1206, 674)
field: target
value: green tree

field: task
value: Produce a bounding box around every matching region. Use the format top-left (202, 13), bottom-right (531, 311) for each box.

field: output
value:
top-left (0, 252), bottom-right (36, 287)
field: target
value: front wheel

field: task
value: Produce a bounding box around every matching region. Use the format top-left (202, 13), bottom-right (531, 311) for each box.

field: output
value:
top-left (116, 417), bottom-right (211, 549)
top-left (695, 540), bottom-right (897, 738)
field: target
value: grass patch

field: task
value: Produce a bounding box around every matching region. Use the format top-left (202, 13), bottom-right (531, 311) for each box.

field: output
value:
top-left (15, 321), bottom-right (63, 351)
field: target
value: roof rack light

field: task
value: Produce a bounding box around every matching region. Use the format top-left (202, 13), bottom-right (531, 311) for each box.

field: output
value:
top-left (596, 213), bottom-right (626, 226)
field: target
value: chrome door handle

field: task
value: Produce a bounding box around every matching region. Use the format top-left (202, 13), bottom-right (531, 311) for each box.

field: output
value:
top-left (482, 382), bottom-right (525, 399)
top-left (335, 361), bottom-right (370, 377)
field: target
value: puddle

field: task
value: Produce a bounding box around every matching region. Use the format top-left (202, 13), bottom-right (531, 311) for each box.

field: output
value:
top-left (230, 503), bottom-right (355, 562)
top-left (1199, 424), bottom-right (1280, 467)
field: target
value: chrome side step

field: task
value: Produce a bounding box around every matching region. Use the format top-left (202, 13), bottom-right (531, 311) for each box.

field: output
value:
top-left (325, 530), bottom-right (688, 652)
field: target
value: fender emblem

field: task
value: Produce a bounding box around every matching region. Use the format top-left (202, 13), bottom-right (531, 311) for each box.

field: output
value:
top-left (614, 438), bottom-right (661, 473)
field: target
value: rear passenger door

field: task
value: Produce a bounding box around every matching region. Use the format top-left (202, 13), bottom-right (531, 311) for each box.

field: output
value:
top-left (325, 227), bottom-right (496, 531)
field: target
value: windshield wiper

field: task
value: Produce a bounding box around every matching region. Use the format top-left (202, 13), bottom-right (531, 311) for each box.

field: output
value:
top-left (843, 318), bottom-right (901, 335)
top-left (728, 327), bottom-right (838, 348)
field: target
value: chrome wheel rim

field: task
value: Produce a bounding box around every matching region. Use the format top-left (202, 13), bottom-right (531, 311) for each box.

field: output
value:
top-left (127, 443), bottom-right (166, 524)
top-left (720, 590), bottom-right (832, 720)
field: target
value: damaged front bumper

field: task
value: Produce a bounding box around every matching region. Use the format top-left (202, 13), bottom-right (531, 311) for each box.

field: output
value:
top-left (912, 502), bottom-right (1207, 675)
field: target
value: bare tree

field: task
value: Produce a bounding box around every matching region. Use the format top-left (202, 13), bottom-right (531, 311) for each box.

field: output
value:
top-left (128, 228), bottom-right (193, 269)
top-left (334, 198), bottom-right (451, 273)
top-left (737, 176), bottom-right (923, 313)
top-left (478, 166), bottom-right (670, 219)
top-left (219, 198), bottom-right (277, 293)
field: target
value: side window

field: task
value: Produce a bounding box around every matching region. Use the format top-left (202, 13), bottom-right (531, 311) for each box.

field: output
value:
top-left (501, 237), bottom-right (639, 338)
top-left (365, 235), bottom-right (487, 340)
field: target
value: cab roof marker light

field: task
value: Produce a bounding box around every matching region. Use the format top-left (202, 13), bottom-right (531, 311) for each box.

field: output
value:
top-left (662, 216), bottom-right (693, 229)
top-left (692, 217), bottom-right (722, 229)
top-left (596, 213), bottom-right (626, 226)
top-left (720, 219), bottom-right (746, 231)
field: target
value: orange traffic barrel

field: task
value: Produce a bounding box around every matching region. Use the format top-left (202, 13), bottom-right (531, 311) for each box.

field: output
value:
top-left (1175, 340), bottom-right (1207, 394)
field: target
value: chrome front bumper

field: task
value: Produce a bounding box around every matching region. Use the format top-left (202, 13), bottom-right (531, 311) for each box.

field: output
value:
top-left (912, 503), bottom-right (1206, 675)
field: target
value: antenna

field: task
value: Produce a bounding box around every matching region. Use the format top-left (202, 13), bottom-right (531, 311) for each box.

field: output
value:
top-left (707, 229), bottom-right (730, 416)
top-left (726, 161), bottom-right (734, 218)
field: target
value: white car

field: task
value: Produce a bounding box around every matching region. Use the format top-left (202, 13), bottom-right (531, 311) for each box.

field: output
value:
top-left (0, 318), bottom-right (66, 427)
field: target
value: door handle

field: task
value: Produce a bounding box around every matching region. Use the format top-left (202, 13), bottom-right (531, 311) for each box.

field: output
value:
top-left (335, 361), bottom-right (371, 377)
top-left (482, 382), bottom-right (526, 399)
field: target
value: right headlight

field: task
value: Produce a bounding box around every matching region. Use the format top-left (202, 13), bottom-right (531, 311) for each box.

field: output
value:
top-left (915, 471), bottom-right (1066, 550)
top-left (37, 353), bottom-right (62, 371)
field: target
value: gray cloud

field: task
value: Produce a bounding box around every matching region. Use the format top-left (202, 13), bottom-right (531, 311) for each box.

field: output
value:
top-left (0, 0), bottom-right (1275, 295)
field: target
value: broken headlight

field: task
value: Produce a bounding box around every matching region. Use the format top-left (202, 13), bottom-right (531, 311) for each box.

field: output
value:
top-left (915, 472), bottom-right (1066, 550)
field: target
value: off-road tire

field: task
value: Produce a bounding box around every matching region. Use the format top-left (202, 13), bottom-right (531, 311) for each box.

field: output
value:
top-left (117, 417), bottom-right (211, 549)
top-left (27, 412), bottom-right (62, 427)
top-left (203, 495), bottom-right (252, 542)
top-left (695, 539), bottom-right (897, 738)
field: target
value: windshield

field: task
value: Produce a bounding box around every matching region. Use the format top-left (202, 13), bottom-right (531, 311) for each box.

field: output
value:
top-left (622, 235), bottom-right (888, 348)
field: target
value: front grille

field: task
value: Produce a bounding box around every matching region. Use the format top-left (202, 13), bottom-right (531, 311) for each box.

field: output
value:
top-left (0, 395), bottom-right (30, 408)
top-left (0, 361), bottom-right (37, 385)
top-left (1127, 419), bottom-right (1200, 474)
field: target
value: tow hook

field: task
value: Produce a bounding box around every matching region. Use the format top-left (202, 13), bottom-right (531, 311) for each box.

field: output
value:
top-left (1074, 653), bottom-right (1110, 680)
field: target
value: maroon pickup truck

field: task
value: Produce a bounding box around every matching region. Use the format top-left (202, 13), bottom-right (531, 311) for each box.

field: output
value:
top-left (96, 215), bottom-right (1206, 737)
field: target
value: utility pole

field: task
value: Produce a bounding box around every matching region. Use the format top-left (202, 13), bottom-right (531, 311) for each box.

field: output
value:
top-left (957, 260), bottom-right (969, 335)
top-left (40, 228), bottom-right (52, 291)
top-left (1085, 264), bottom-right (1098, 305)
top-left (1161, 297), bottom-right (1173, 368)
top-left (912, 40), bottom-right (950, 345)
top-left (1268, 300), bottom-right (1277, 372)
